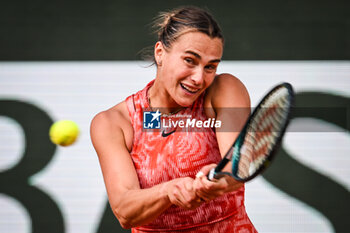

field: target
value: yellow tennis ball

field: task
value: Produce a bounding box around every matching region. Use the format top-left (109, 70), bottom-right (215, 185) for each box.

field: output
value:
top-left (49, 120), bottom-right (80, 146)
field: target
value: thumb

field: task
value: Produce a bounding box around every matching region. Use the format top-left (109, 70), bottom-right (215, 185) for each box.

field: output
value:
top-left (195, 164), bottom-right (217, 179)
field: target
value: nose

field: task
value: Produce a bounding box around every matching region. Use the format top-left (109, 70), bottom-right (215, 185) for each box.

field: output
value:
top-left (190, 67), bottom-right (205, 86)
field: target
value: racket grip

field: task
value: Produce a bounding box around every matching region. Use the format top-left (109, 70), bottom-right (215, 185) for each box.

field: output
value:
top-left (207, 157), bottom-right (231, 180)
top-left (208, 168), bottom-right (216, 180)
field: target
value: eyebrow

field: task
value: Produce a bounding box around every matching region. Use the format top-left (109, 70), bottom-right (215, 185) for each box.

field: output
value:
top-left (185, 50), bottom-right (221, 63)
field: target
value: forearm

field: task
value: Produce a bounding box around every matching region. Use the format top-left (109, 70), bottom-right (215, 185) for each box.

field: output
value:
top-left (111, 182), bottom-right (172, 229)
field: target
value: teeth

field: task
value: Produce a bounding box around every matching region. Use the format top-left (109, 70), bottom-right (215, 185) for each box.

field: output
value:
top-left (181, 83), bottom-right (198, 93)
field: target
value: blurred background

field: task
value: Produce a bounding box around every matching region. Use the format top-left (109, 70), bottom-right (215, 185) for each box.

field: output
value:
top-left (0, 0), bottom-right (349, 232)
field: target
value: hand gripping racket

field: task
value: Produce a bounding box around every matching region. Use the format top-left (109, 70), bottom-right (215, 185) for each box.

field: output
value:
top-left (208, 82), bottom-right (295, 182)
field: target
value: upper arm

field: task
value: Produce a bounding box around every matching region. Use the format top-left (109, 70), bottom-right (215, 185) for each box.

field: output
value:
top-left (206, 73), bottom-right (251, 156)
top-left (90, 105), bottom-right (140, 207)
top-left (209, 73), bottom-right (250, 108)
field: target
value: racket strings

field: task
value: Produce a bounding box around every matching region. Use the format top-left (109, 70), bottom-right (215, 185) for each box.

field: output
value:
top-left (236, 87), bottom-right (291, 177)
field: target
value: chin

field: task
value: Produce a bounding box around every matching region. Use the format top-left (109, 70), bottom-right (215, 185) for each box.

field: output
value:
top-left (177, 97), bottom-right (197, 107)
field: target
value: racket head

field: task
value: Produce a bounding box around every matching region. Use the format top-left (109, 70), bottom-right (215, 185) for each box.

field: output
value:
top-left (212, 82), bottom-right (294, 182)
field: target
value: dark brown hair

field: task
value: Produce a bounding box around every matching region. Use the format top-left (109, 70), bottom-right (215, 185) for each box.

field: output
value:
top-left (141, 6), bottom-right (224, 63)
top-left (155, 6), bottom-right (224, 49)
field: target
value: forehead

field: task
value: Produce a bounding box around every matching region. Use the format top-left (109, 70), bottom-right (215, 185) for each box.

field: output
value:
top-left (170, 31), bottom-right (223, 60)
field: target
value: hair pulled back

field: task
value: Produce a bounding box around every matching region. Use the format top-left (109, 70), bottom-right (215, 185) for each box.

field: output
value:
top-left (154, 6), bottom-right (224, 50)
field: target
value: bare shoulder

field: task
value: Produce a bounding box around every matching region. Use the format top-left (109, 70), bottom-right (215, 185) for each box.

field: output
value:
top-left (90, 101), bottom-right (130, 134)
top-left (205, 73), bottom-right (250, 108)
top-left (205, 74), bottom-right (251, 155)
top-left (90, 101), bottom-right (133, 152)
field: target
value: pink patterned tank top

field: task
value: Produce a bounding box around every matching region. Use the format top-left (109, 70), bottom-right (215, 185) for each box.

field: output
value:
top-left (125, 80), bottom-right (256, 232)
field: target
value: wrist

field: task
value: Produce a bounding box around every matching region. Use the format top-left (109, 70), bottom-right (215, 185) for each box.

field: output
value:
top-left (159, 181), bottom-right (172, 204)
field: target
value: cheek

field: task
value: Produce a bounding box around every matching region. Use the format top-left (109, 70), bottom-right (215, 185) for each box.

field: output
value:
top-left (163, 58), bottom-right (182, 76)
top-left (177, 68), bottom-right (193, 79)
top-left (167, 66), bottom-right (192, 82)
top-left (167, 55), bottom-right (192, 77)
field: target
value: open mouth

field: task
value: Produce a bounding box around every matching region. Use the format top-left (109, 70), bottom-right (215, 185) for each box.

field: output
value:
top-left (180, 83), bottom-right (200, 94)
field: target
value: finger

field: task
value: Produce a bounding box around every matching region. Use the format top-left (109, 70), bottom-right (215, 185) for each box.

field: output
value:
top-left (202, 176), bottom-right (228, 191)
top-left (185, 179), bottom-right (193, 192)
top-left (175, 194), bottom-right (194, 209)
top-left (193, 180), bottom-right (212, 203)
top-left (195, 179), bottom-right (227, 201)
top-left (195, 164), bottom-right (217, 178)
top-left (193, 176), bottom-right (205, 192)
top-left (195, 193), bottom-right (211, 202)
top-left (195, 185), bottom-right (219, 202)
top-left (195, 171), bottom-right (205, 179)
top-left (174, 187), bottom-right (191, 206)
top-left (177, 183), bottom-right (200, 209)
top-left (194, 175), bottom-right (217, 195)
top-left (169, 194), bottom-right (186, 208)
top-left (195, 192), bottom-right (214, 202)
top-left (194, 181), bottom-right (215, 202)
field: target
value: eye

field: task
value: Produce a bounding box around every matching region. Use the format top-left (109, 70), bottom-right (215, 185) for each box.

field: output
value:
top-left (205, 64), bottom-right (217, 72)
top-left (184, 57), bottom-right (195, 65)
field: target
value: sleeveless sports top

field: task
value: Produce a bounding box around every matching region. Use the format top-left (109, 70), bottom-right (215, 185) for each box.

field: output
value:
top-left (125, 80), bottom-right (255, 232)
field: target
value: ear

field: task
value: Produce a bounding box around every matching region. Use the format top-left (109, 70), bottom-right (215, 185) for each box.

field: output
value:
top-left (154, 41), bottom-right (164, 66)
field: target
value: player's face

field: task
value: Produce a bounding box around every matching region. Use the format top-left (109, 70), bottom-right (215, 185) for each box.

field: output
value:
top-left (155, 31), bottom-right (223, 107)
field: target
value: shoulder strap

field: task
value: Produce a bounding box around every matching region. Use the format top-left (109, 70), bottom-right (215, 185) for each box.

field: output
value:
top-left (125, 94), bottom-right (136, 125)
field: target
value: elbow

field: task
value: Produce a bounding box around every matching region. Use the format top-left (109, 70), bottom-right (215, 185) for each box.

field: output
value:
top-left (112, 206), bottom-right (133, 229)
top-left (120, 220), bottom-right (132, 230)
top-left (119, 219), bottom-right (132, 230)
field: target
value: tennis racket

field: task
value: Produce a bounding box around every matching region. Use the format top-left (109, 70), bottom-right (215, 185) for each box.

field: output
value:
top-left (208, 82), bottom-right (295, 182)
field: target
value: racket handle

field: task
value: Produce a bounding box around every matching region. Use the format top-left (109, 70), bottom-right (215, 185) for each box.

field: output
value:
top-left (207, 157), bottom-right (231, 180)
top-left (208, 168), bottom-right (216, 180)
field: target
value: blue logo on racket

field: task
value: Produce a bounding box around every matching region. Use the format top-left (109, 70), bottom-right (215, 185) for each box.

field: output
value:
top-left (143, 110), bottom-right (161, 129)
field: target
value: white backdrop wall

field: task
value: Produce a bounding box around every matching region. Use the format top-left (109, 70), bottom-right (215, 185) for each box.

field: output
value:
top-left (0, 61), bottom-right (349, 233)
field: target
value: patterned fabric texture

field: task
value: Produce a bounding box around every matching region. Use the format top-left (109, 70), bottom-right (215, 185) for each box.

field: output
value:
top-left (125, 80), bottom-right (256, 232)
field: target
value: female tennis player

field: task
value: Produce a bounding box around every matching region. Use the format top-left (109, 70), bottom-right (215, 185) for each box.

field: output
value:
top-left (90, 6), bottom-right (257, 232)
